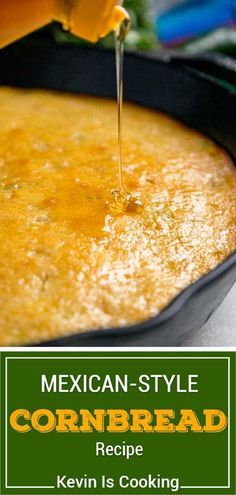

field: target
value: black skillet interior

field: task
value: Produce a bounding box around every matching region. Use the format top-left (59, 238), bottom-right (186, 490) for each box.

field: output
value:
top-left (0, 39), bottom-right (235, 346)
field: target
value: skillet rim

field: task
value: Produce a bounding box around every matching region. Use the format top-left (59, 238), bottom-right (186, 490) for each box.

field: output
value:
top-left (41, 251), bottom-right (236, 345)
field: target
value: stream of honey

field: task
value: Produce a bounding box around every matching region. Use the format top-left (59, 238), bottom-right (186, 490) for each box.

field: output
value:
top-left (115, 23), bottom-right (125, 193)
top-left (109, 17), bottom-right (143, 215)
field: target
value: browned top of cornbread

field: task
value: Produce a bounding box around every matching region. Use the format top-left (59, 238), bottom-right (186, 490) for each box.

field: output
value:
top-left (0, 88), bottom-right (235, 345)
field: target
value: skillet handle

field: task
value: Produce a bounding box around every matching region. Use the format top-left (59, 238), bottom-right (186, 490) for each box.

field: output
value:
top-left (163, 52), bottom-right (236, 89)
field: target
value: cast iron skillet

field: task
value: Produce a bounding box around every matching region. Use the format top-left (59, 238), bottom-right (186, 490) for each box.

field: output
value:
top-left (0, 39), bottom-right (235, 346)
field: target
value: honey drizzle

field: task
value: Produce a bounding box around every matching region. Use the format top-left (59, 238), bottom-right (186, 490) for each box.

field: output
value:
top-left (115, 26), bottom-right (125, 193)
top-left (108, 17), bottom-right (143, 215)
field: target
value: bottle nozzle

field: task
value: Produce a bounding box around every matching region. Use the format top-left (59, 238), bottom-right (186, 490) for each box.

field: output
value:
top-left (115, 8), bottom-right (131, 41)
top-left (56, 1), bottom-right (130, 43)
top-left (105, 6), bottom-right (131, 38)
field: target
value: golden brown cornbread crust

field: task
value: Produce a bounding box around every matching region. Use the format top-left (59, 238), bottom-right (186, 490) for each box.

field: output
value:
top-left (0, 88), bottom-right (235, 345)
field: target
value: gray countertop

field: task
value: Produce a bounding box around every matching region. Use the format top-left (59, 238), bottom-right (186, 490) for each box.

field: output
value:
top-left (182, 283), bottom-right (236, 346)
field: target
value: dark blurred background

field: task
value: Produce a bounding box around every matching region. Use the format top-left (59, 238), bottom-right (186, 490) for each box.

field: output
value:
top-left (45, 0), bottom-right (236, 56)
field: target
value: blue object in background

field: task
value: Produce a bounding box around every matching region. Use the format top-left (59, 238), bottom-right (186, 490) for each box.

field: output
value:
top-left (156, 0), bottom-right (236, 44)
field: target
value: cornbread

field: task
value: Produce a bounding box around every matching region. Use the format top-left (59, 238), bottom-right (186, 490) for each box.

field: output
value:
top-left (0, 87), bottom-right (235, 345)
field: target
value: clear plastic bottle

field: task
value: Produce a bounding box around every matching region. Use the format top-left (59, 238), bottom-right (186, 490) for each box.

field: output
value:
top-left (0, 0), bottom-right (128, 47)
